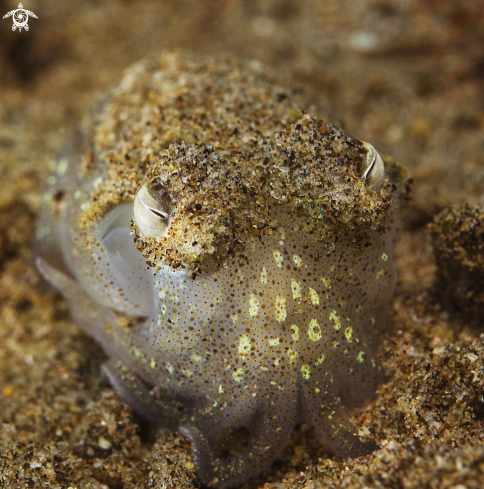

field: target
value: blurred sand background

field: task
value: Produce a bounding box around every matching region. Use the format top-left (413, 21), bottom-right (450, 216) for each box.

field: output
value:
top-left (1, 0), bottom-right (484, 487)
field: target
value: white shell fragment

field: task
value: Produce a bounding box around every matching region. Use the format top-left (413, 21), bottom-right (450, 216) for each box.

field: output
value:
top-left (360, 141), bottom-right (386, 192)
top-left (133, 179), bottom-right (173, 237)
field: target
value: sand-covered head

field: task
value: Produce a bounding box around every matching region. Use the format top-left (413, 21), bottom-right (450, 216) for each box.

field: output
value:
top-left (64, 52), bottom-right (405, 276)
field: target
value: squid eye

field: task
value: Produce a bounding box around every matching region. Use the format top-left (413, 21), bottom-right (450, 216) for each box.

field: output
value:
top-left (359, 141), bottom-right (386, 192)
top-left (133, 179), bottom-right (174, 237)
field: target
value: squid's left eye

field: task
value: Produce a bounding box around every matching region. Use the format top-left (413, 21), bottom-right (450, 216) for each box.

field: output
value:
top-left (133, 179), bottom-right (174, 237)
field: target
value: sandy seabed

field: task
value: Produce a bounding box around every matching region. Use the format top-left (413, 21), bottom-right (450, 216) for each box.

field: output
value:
top-left (1, 0), bottom-right (484, 488)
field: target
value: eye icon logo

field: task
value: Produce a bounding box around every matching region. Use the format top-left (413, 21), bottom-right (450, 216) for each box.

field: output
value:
top-left (3, 3), bottom-right (38, 32)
